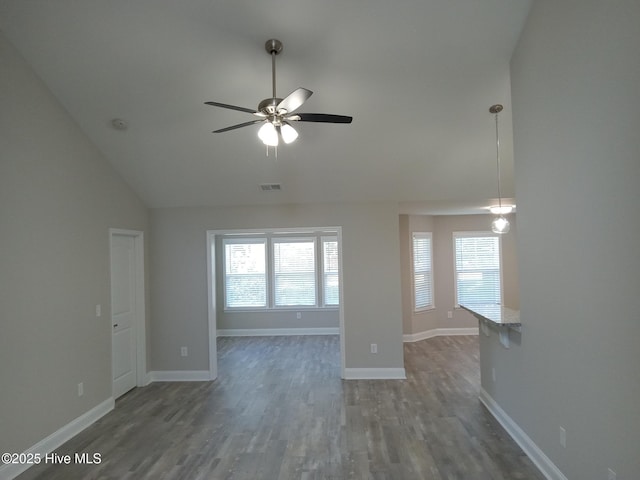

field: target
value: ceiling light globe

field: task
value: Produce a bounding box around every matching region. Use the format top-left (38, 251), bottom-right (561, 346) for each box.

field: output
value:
top-left (280, 123), bottom-right (298, 144)
top-left (258, 122), bottom-right (278, 146)
top-left (491, 216), bottom-right (510, 234)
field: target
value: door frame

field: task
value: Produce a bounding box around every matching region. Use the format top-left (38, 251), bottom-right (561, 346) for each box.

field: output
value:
top-left (109, 228), bottom-right (147, 394)
top-left (206, 227), bottom-right (345, 380)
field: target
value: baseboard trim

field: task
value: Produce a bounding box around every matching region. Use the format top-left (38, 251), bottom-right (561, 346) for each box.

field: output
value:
top-left (403, 327), bottom-right (479, 342)
top-left (343, 368), bottom-right (406, 380)
top-left (217, 327), bottom-right (339, 337)
top-left (0, 398), bottom-right (114, 480)
top-left (148, 370), bottom-right (212, 382)
top-left (479, 388), bottom-right (567, 480)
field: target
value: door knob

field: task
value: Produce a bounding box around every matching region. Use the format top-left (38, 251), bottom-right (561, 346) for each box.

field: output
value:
top-left (113, 323), bottom-right (119, 328)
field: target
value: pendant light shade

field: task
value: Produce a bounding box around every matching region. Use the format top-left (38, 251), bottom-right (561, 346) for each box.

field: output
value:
top-left (489, 205), bottom-right (514, 215)
top-left (489, 104), bottom-right (510, 235)
top-left (491, 215), bottom-right (511, 234)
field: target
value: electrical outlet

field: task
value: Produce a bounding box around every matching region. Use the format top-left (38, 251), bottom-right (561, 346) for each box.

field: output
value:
top-left (77, 382), bottom-right (84, 397)
top-left (370, 343), bottom-right (378, 354)
top-left (447, 311), bottom-right (453, 319)
top-left (95, 304), bottom-right (101, 317)
top-left (608, 468), bottom-right (616, 480)
top-left (559, 426), bottom-right (566, 448)
top-left (296, 312), bottom-right (302, 319)
top-left (180, 347), bottom-right (188, 357)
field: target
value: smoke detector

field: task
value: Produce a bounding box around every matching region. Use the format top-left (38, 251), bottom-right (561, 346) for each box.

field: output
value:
top-left (111, 118), bottom-right (128, 131)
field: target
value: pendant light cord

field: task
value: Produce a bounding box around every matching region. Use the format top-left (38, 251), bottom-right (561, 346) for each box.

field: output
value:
top-left (494, 111), bottom-right (503, 210)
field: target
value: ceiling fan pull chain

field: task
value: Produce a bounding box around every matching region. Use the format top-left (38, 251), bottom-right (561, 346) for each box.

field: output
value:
top-left (264, 145), bottom-right (278, 159)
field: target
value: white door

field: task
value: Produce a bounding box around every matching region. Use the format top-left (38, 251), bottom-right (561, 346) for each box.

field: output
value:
top-left (111, 234), bottom-right (138, 399)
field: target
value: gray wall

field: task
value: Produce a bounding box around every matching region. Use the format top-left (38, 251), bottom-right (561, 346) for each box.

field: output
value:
top-left (0, 33), bottom-right (149, 454)
top-left (400, 213), bottom-right (519, 336)
top-left (219, 310), bottom-right (339, 331)
top-left (150, 203), bottom-right (404, 372)
top-left (399, 214), bottom-right (438, 335)
top-left (481, 0), bottom-right (640, 478)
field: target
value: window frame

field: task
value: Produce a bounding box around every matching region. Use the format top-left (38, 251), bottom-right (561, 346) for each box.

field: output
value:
top-left (453, 231), bottom-right (503, 308)
top-left (321, 236), bottom-right (340, 307)
top-left (221, 230), bottom-right (339, 312)
top-left (271, 236), bottom-right (318, 308)
top-left (222, 236), bottom-right (268, 310)
top-left (411, 232), bottom-right (434, 312)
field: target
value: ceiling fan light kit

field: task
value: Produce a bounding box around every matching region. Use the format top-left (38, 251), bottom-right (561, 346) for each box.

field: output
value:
top-left (258, 122), bottom-right (278, 146)
top-left (205, 39), bottom-right (352, 149)
top-left (279, 123), bottom-right (299, 144)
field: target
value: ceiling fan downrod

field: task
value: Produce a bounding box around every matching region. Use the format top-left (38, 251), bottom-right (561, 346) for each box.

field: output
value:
top-left (265, 39), bottom-right (283, 100)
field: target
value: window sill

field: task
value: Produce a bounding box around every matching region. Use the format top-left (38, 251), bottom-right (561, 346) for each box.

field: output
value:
top-left (414, 306), bottom-right (436, 314)
top-left (224, 307), bottom-right (340, 314)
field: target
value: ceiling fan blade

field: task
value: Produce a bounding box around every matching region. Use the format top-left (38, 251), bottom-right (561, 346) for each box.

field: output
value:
top-left (205, 101), bottom-right (261, 115)
top-left (276, 88), bottom-right (313, 114)
top-left (213, 119), bottom-right (264, 133)
top-left (288, 113), bottom-right (353, 124)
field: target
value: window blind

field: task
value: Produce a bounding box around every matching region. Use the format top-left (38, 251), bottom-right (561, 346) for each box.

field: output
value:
top-left (273, 239), bottom-right (317, 306)
top-left (412, 233), bottom-right (433, 310)
top-left (454, 234), bottom-right (501, 306)
top-left (322, 238), bottom-right (339, 306)
top-left (223, 239), bottom-right (267, 308)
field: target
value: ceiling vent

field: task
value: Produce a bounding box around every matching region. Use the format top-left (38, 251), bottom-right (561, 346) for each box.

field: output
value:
top-left (260, 183), bottom-right (282, 191)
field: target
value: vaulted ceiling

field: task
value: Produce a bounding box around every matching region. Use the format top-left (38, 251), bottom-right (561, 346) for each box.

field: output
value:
top-left (0, 0), bottom-right (531, 213)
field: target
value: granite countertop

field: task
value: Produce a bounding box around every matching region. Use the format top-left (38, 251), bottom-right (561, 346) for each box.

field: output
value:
top-left (460, 304), bottom-right (521, 327)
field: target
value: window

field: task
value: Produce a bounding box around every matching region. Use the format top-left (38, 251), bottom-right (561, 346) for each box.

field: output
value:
top-left (454, 233), bottom-right (501, 306)
top-left (223, 238), bottom-right (267, 308)
top-left (222, 231), bottom-right (339, 310)
top-left (273, 238), bottom-right (317, 307)
top-left (412, 232), bottom-right (433, 311)
top-left (322, 237), bottom-right (340, 306)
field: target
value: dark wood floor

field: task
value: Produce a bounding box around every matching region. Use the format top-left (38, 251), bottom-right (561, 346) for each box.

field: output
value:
top-left (17, 335), bottom-right (543, 479)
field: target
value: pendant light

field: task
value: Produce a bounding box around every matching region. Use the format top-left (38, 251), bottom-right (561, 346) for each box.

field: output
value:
top-left (489, 104), bottom-right (510, 234)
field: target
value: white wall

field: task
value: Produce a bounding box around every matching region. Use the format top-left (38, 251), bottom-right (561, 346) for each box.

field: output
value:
top-left (481, 0), bottom-right (640, 478)
top-left (150, 203), bottom-right (404, 372)
top-left (0, 33), bottom-right (149, 454)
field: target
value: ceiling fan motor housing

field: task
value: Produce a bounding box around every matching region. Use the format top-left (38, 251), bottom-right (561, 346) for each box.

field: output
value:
top-left (258, 97), bottom-right (284, 115)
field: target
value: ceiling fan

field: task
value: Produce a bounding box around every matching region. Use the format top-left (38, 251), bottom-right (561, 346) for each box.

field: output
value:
top-left (205, 39), bottom-right (353, 147)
